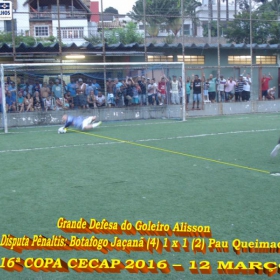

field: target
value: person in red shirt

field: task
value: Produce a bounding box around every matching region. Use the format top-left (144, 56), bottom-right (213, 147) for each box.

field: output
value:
top-left (158, 76), bottom-right (168, 105)
top-left (261, 73), bottom-right (273, 100)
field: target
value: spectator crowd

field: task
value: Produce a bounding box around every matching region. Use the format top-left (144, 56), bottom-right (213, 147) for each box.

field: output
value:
top-left (0, 72), bottom-right (277, 113)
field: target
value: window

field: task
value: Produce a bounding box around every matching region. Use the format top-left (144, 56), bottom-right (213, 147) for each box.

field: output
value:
top-left (147, 55), bottom-right (173, 62)
top-left (177, 55), bottom-right (204, 64)
top-left (256, 56), bottom-right (277, 65)
top-left (34, 26), bottom-right (49, 37)
top-left (183, 24), bottom-right (190, 36)
top-left (58, 27), bottom-right (84, 39)
top-left (4, 19), bottom-right (16, 32)
top-left (228, 56), bottom-right (251, 64)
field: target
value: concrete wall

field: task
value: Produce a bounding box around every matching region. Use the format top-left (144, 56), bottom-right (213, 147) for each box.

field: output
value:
top-left (1, 101), bottom-right (280, 128)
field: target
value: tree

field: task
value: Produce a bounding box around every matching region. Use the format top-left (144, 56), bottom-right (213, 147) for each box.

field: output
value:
top-left (128, 0), bottom-right (201, 37)
top-left (104, 7), bottom-right (119, 14)
top-left (84, 22), bottom-right (144, 45)
top-left (224, 11), bottom-right (280, 43)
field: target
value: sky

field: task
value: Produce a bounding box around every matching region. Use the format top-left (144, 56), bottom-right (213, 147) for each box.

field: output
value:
top-left (100, 0), bottom-right (136, 15)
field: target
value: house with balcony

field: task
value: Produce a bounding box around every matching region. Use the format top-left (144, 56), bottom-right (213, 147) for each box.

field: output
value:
top-left (24, 0), bottom-right (92, 44)
top-left (0, 0), bottom-right (92, 45)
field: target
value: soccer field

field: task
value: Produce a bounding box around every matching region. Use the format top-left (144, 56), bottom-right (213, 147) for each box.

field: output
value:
top-left (1, 113), bottom-right (280, 280)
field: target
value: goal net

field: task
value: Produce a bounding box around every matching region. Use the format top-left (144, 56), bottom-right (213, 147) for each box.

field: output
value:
top-left (0, 62), bottom-right (186, 133)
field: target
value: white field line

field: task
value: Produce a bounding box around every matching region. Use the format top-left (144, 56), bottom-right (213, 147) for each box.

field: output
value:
top-left (0, 128), bottom-right (278, 154)
top-left (0, 113), bottom-right (279, 134)
top-left (0, 121), bottom-right (181, 134)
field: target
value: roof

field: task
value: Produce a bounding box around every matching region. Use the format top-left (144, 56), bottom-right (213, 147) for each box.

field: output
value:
top-left (23, 0), bottom-right (91, 15)
top-left (1, 42), bottom-right (280, 53)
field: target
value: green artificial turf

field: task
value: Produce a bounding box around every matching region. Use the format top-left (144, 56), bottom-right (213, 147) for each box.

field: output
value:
top-left (1, 113), bottom-right (280, 280)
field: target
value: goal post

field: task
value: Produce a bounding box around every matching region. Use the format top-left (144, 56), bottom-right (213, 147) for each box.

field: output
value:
top-left (1, 62), bottom-right (186, 133)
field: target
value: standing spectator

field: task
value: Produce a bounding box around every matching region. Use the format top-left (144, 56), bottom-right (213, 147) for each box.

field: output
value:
top-left (151, 78), bottom-right (160, 105)
top-left (217, 75), bottom-right (226, 102)
top-left (124, 77), bottom-right (134, 106)
top-left (242, 73), bottom-right (251, 101)
top-left (185, 76), bottom-right (192, 110)
top-left (147, 78), bottom-right (154, 105)
top-left (158, 76), bottom-right (168, 105)
top-left (86, 80), bottom-right (95, 96)
top-left (208, 74), bottom-right (217, 103)
top-left (202, 75), bottom-right (210, 102)
top-left (8, 81), bottom-right (17, 98)
top-left (225, 77), bottom-right (236, 101)
top-left (235, 75), bottom-right (245, 102)
top-left (32, 80), bottom-right (41, 95)
top-left (52, 79), bottom-right (62, 99)
top-left (18, 78), bottom-right (26, 91)
top-left (178, 76), bottom-right (183, 104)
top-left (67, 77), bottom-right (77, 97)
top-left (25, 81), bottom-right (33, 96)
top-left (171, 75), bottom-right (180, 105)
top-left (114, 78), bottom-right (124, 107)
top-left (261, 73), bottom-right (273, 100)
top-left (137, 76), bottom-right (147, 106)
top-left (132, 82), bottom-right (140, 105)
top-left (192, 74), bottom-right (202, 110)
top-left (76, 78), bottom-right (87, 109)
top-left (106, 78), bottom-right (115, 107)
top-left (92, 79), bottom-right (101, 96)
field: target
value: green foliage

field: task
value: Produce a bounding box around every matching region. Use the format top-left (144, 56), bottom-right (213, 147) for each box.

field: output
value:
top-left (147, 23), bottom-right (159, 37)
top-left (224, 11), bottom-right (280, 44)
top-left (85, 22), bottom-right (143, 45)
top-left (84, 34), bottom-right (102, 45)
top-left (47, 35), bottom-right (57, 43)
top-left (167, 17), bottom-right (182, 36)
top-left (162, 34), bottom-right (176, 44)
top-left (202, 21), bottom-right (226, 37)
top-left (203, 21), bottom-right (217, 37)
top-left (128, 0), bottom-right (201, 37)
top-left (0, 32), bottom-right (36, 46)
top-left (104, 7), bottom-right (119, 14)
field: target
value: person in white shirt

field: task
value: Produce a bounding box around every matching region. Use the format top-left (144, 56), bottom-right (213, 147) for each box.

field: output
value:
top-left (225, 77), bottom-right (236, 101)
top-left (171, 75), bottom-right (180, 105)
top-left (217, 75), bottom-right (227, 102)
top-left (242, 73), bottom-right (251, 101)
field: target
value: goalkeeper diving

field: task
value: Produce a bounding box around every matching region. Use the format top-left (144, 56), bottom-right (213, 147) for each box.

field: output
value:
top-left (58, 114), bottom-right (101, 133)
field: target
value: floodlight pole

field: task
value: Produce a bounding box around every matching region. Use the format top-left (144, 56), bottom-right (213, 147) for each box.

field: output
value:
top-left (217, 0), bottom-right (221, 104)
top-left (249, 0), bottom-right (253, 100)
top-left (101, 0), bottom-right (107, 98)
top-left (143, 0), bottom-right (147, 62)
top-left (57, 0), bottom-right (64, 98)
top-left (181, 0), bottom-right (186, 121)
top-left (1, 64), bottom-right (8, 133)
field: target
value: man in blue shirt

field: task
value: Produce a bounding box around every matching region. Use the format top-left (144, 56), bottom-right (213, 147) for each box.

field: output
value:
top-left (67, 78), bottom-right (77, 97)
top-left (61, 114), bottom-right (101, 132)
top-left (92, 79), bottom-right (101, 96)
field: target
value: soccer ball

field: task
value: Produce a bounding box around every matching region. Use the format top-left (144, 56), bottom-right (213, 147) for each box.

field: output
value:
top-left (58, 127), bottom-right (66, 134)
